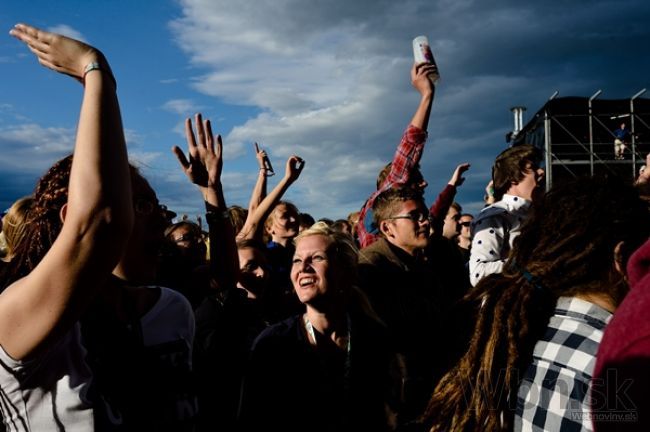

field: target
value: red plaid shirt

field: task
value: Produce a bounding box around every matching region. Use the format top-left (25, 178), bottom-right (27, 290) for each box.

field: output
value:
top-left (356, 124), bottom-right (428, 248)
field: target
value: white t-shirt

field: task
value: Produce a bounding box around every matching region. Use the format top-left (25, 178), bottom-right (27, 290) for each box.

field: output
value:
top-left (0, 323), bottom-right (94, 432)
top-left (0, 287), bottom-right (196, 431)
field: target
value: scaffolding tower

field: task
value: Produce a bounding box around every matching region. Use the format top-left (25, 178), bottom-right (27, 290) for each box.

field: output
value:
top-left (510, 90), bottom-right (650, 190)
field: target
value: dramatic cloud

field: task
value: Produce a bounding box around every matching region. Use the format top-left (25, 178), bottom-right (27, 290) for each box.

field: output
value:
top-left (2, 2), bottom-right (648, 220)
top-left (166, 0), bottom-right (650, 218)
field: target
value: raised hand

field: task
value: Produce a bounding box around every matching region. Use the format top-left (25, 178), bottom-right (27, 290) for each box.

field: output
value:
top-left (484, 180), bottom-right (496, 205)
top-left (173, 113), bottom-right (222, 189)
top-left (255, 143), bottom-right (267, 169)
top-left (449, 163), bottom-right (471, 187)
top-left (411, 62), bottom-right (437, 96)
top-left (9, 23), bottom-right (104, 83)
top-left (255, 142), bottom-right (274, 176)
top-left (284, 155), bottom-right (305, 183)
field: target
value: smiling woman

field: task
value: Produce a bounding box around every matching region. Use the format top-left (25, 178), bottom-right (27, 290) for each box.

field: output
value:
top-left (238, 222), bottom-right (398, 432)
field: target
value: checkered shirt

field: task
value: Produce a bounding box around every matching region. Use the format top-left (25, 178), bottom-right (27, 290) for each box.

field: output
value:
top-left (514, 297), bottom-right (612, 432)
top-left (356, 124), bottom-right (427, 248)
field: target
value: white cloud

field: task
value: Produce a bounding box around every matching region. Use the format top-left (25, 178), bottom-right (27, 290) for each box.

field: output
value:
top-left (129, 151), bottom-right (164, 168)
top-left (47, 24), bottom-right (87, 43)
top-left (0, 124), bottom-right (74, 172)
top-left (162, 99), bottom-right (201, 115)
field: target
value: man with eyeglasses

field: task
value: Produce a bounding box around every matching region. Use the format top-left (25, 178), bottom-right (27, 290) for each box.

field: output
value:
top-left (358, 187), bottom-right (458, 427)
top-left (356, 61), bottom-right (436, 248)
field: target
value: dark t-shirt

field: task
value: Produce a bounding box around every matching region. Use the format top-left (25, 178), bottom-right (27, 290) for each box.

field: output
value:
top-left (238, 311), bottom-right (394, 432)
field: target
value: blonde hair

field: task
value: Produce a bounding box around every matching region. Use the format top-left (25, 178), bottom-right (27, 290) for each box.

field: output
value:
top-left (263, 201), bottom-right (299, 240)
top-left (2, 196), bottom-right (34, 261)
top-left (295, 222), bottom-right (382, 323)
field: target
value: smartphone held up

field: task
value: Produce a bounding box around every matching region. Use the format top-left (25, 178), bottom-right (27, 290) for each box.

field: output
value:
top-left (412, 35), bottom-right (440, 85)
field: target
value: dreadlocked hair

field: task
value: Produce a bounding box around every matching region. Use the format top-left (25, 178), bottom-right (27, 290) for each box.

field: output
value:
top-left (1, 156), bottom-right (141, 292)
top-left (1, 156), bottom-right (73, 290)
top-left (422, 175), bottom-right (650, 431)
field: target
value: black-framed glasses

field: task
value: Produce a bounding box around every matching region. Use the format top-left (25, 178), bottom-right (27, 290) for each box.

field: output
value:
top-left (387, 212), bottom-right (431, 223)
top-left (459, 221), bottom-right (472, 227)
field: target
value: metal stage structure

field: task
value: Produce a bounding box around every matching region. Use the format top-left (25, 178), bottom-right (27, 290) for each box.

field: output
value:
top-left (509, 89), bottom-right (650, 190)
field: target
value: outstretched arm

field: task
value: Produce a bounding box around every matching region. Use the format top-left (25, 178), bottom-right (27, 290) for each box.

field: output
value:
top-left (357, 63), bottom-right (437, 247)
top-left (430, 163), bottom-right (470, 234)
top-left (382, 62), bottom-right (437, 189)
top-left (0, 24), bottom-right (132, 360)
top-left (173, 113), bottom-right (238, 291)
top-left (249, 143), bottom-right (270, 211)
top-left (409, 62), bottom-right (436, 132)
top-left (236, 155), bottom-right (304, 242)
top-left (239, 143), bottom-right (270, 236)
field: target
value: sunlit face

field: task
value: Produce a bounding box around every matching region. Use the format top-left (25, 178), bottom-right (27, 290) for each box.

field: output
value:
top-left (267, 203), bottom-right (299, 240)
top-left (291, 235), bottom-right (338, 306)
top-left (237, 246), bottom-right (269, 299)
top-left (382, 199), bottom-right (430, 255)
top-left (442, 207), bottom-right (460, 239)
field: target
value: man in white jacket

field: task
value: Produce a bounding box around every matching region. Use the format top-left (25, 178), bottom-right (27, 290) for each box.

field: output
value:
top-left (469, 145), bottom-right (544, 286)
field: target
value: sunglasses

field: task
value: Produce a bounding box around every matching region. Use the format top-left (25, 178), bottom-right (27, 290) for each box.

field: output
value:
top-left (387, 212), bottom-right (431, 223)
top-left (459, 221), bottom-right (472, 227)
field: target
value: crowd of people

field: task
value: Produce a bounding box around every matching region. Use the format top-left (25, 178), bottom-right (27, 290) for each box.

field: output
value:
top-left (1, 23), bottom-right (650, 432)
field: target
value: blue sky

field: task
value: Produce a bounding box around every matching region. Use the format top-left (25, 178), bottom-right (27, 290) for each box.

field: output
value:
top-left (2, 0), bottom-right (650, 220)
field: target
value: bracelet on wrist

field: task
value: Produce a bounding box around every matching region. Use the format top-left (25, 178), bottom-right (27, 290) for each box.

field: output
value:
top-left (82, 61), bottom-right (117, 89)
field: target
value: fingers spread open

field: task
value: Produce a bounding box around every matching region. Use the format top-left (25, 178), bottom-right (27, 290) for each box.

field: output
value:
top-left (172, 146), bottom-right (190, 170)
top-left (195, 113), bottom-right (205, 147)
top-left (205, 119), bottom-right (215, 154)
top-left (184, 118), bottom-right (197, 149)
top-left (215, 134), bottom-right (223, 159)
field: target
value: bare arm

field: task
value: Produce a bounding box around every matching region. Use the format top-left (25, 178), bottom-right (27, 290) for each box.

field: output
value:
top-left (236, 155), bottom-right (304, 241)
top-left (0, 24), bottom-right (133, 360)
top-left (241, 143), bottom-right (269, 229)
top-left (173, 113), bottom-right (238, 291)
top-left (409, 62), bottom-right (436, 131)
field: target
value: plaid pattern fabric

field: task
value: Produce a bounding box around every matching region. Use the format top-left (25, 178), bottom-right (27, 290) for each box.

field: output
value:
top-left (357, 124), bottom-right (427, 248)
top-left (514, 297), bottom-right (612, 432)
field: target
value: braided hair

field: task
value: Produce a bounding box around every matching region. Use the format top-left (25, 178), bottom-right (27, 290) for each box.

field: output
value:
top-left (1, 156), bottom-right (73, 289)
top-left (423, 175), bottom-right (650, 431)
top-left (1, 155), bottom-right (139, 291)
